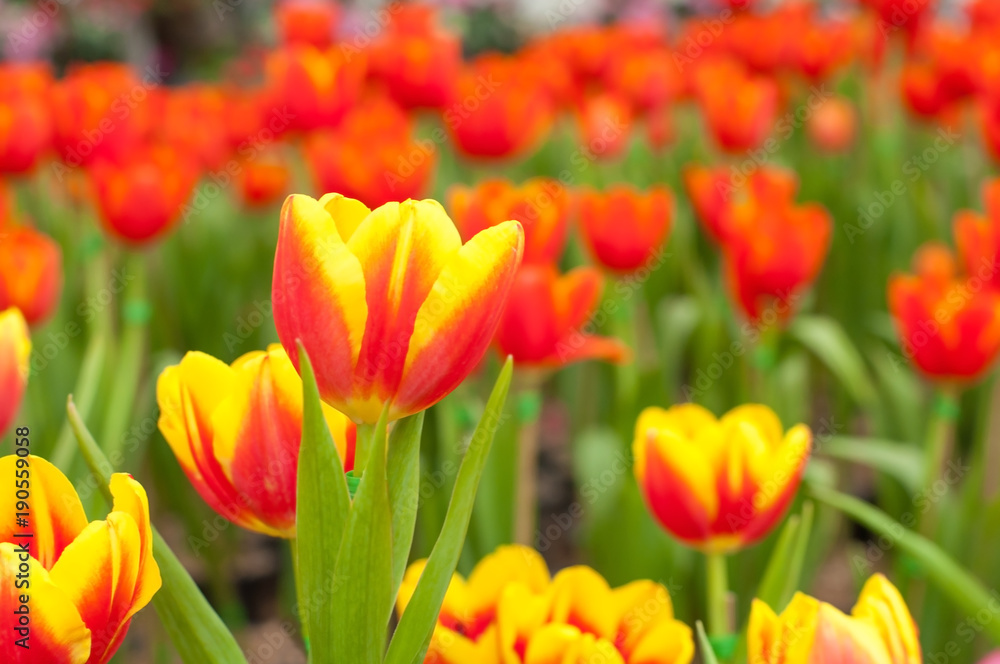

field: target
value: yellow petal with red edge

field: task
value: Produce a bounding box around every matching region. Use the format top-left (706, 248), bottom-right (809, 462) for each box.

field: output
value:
top-left (747, 594), bottom-right (819, 664)
top-left (317, 192), bottom-right (372, 241)
top-left (466, 544), bottom-right (549, 621)
top-left (272, 194), bottom-right (367, 412)
top-left (647, 426), bottom-right (719, 522)
top-left (613, 580), bottom-right (676, 655)
top-left (108, 474), bottom-right (161, 617)
top-left (425, 623), bottom-right (490, 664)
top-left (524, 624), bottom-right (625, 664)
top-left (852, 574), bottom-right (921, 664)
top-left (628, 618), bottom-right (695, 664)
top-left (548, 566), bottom-right (619, 640)
top-left (48, 513), bottom-right (143, 664)
top-left (394, 220), bottom-right (523, 420)
top-left (344, 199), bottom-right (462, 418)
top-left (0, 455), bottom-right (87, 569)
top-left (0, 543), bottom-right (91, 664)
top-left (497, 583), bottom-right (552, 664)
top-left (814, 602), bottom-right (893, 663)
top-left (633, 405), bottom-right (718, 480)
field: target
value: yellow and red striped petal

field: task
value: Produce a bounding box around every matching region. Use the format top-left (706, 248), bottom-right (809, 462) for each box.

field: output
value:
top-left (852, 574), bottom-right (921, 664)
top-left (0, 543), bottom-right (91, 664)
top-left (747, 594), bottom-right (820, 664)
top-left (394, 220), bottom-right (523, 420)
top-left (464, 545), bottom-right (549, 637)
top-left (273, 194), bottom-right (367, 414)
top-left (108, 474), bottom-right (160, 626)
top-left (0, 307), bottom-right (30, 437)
top-left (0, 455), bottom-right (87, 569)
top-left (547, 566), bottom-right (619, 641)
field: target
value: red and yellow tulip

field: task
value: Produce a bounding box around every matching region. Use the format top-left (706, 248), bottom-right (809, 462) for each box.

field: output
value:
top-left (889, 243), bottom-right (1000, 383)
top-left (0, 455), bottom-right (160, 664)
top-left (272, 193), bottom-right (524, 423)
top-left (264, 45), bottom-right (366, 132)
top-left (748, 574), bottom-right (920, 664)
top-left (493, 264), bottom-right (628, 372)
top-left (398, 545), bottom-right (694, 664)
top-left (577, 185), bottom-right (673, 273)
top-left (634, 403), bottom-right (811, 553)
top-left (157, 344), bottom-right (355, 538)
top-left (0, 308), bottom-right (30, 438)
top-left (0, 222), bottom-right (63, 325)
top-left (448, 178), bottom-right (570, 266)
top-left (89, 144), bottom-right (200, 244)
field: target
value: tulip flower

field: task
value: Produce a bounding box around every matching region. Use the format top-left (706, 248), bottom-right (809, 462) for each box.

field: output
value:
top-left (888, 243), bottom-right (1000, 383)
top-left (982, 93), bottom-right (1000, 162)
top-left (575, 92), bottom-right (633, 161)
top-left (398, 545), bottom-right (694, 664)
top-left (953, 177), bottom-right (1000, 290)
top-left (51, 63), bottom-right (152, 168)
top-left (158, 85), bottom-right (230, 171)
top-left (275, 0), bottom-right (339, 48)
top-left (157, 345), bottom-right (355, 538)
top-left (264, 45), bottom-right (366, 132)
top-left (721, 198), bottom-right (831, 323)
top-left (0, 62), bottom-right (53, 174)
top-left (577, 185), bottom-right (673, 273)
top-left (634, 403), bottom-right (811, 552)
top-left (272, 193), bottom-right (524, 423)
top-left (493, 264), bottom-right (628, 372)
top-left (748, 574), bottom-right (920, 663)
top-left (0, 308), bottom-right (29, 438)
top-left (238, 153), bottom-right (292, 209)
top-left (0, 455), bottom-right (160, 664)
top-left (303, 96), bottom-right (434, 209)
top-left (89, 144), bottom-right (200, 244)
top-left (807, 96), bottom-right (857, 153)
top-left (446, 54), bottom-right (556, 161)
top-left (367, 4), bottom-right (461, 110)
top-left (0, 222), bottom-right (63, 325)
top-left (448, 178), bottom-right (570, 266)
top-left (396, 545), bottom-right (551, 662)
top-left (605, 48), bottom-right (681, 116)
top-left (693, 58), bottom-right (780, 154)
top-left (789, 18), bottom-right (856, 82)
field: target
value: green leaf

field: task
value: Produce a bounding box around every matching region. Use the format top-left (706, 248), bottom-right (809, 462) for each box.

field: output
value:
top-left (656, 296), bottom-right (702, 393)
top-left (295, 345), bottom-right (351, 662)
top-left (788, 315), bottom-right (878, 409)
top-left (695, 622), bottom-right (720, 664)
top-left (753, 515), bottom-right (801, 611)
top-left (817, 437), bottom-right (923, 493)
top-left (329, 406), bottom-right (394, 664)
top-left (388, 412), bottom-right (425, 601)
top-left (384, 358), bottom-right (514, 664)
top-left (807, 481), bottom-right (1000, 643)
top-left (68, 398), bottom-right (246, 664)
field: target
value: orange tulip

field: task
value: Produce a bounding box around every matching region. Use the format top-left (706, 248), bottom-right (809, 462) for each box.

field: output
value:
top-left (721, 196), bottom-right (831, 323)
top-left (397, 545), bottom-right (694, 664)
top-left (303, 96), bottom-right (434, 208)
top-left (264, 44), bottom-right (366, 132)
top-left (367, 4), bottom-right (461, 110)
top-left (275, 0), bottom-right (339, 48)
top-left (448, 178), bottom-right (570, 266)
top-left (861, 0), bottom-right (935, 39)
top-left (748, 574), bottom-right (920, 664)
top-left (982, 93), bottom-right (1000, 163)
top-left (789, 17), bottom-right (856, 82)
top-left (158, 85), bottom-right (230, 171)
top-left (634, 403), bottom-right (811, 553)
top-left (51, 63), bottom-right (152, 168)
top-left (577, 185), bottom-right (673, 273)
top-left (0, 455), bottom-right (160, 664)
top-left (0, 62), bottom-right (53, 174)
top-left (693, 58), bottom-right (780, 153)
top-left (806, 96), bottom-right (857, 153)
top-left (0, 222), bottom-right (62, 325)
top-left (493, 264), bottom-right (628, 372)
top-left (953, 177), bottom-right (1000, 290)
top-left (158, 345), bottom-right (355, 538)
top-left (89, 144), bottom-right (199, 244)
top-left (0, 308), bottom-right (29, 438)
top-left (684, 164), bottom-right (800, 245)
top-left (446, 54), bottom-right (556, 161)
top-left (889, 243), bottom-right (1000, 383)
top-left (575, 92), bottom-right (632, 161)
top-left (272, 193), bottom-right (523, 423)
top-left (238, 151), bottom-right (292, 209)
top-left (605, 47), bottom-right (681, 115)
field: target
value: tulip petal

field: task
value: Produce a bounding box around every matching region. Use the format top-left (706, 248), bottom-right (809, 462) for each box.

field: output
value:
top-left (0, 543), bottom-right (91, 664)
top-left (548, 566), bottom-right (619, 640)
top-left (628, 619), bottom-right (695, 664)
top-left (0, 455), bottom-right (87, 569)
top-left (852, 574), bottom-right (921, 664)
top-left (394, 220), bottom-right (523, 419)
top-left (273, 194), bottom-right (367, 409)
top-left (109, 474), bottom-right (161, 622)
top-left (813, 602), bottom-right (893, 664)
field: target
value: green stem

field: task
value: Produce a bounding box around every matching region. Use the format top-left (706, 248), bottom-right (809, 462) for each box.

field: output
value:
top-left (355, 422), bottom-right (376, 475)
top-left (101, 251), bottom-right (150, 468)
top-left (513, 388), bottom-right (543, 546)
top-left (705, 552), bottom-right (730, 637)
top-left (920, 387), bottom-right (959, 536)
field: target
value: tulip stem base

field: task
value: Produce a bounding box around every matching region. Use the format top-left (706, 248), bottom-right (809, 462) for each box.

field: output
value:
top-left (355, 422), bottom-right (377, 475)
top-left (514, 389), bottom-right (543, 546)
top-left (705, 552), bottom-right (731, 638)
top-left (920, 388), bottom-right (959, 538)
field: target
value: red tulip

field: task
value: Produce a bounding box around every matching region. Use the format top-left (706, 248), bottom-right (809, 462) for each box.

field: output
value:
top-left (576, 185), bottom-right (673, 273)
